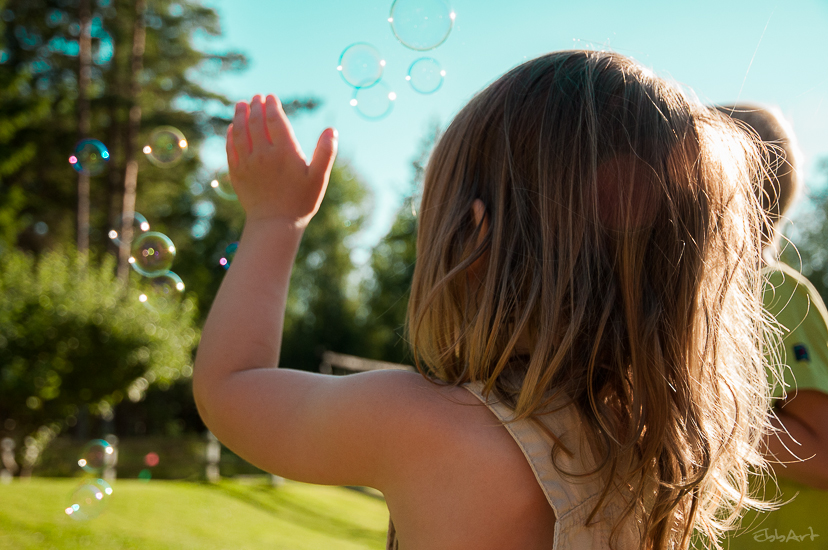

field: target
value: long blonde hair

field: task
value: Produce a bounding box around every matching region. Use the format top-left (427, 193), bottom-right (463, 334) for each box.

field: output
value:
top-left (407, 51), bottom-right (774, 549)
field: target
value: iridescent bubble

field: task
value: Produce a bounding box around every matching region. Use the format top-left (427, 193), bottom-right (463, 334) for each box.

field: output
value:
top-left (219, 242), bottom-right (238, 270)
top-left (144, 126), bottom-right (188, 167)
top-left (144, 452), bottom-right (160, 467)
top-left (337, 43), bottom-right (385, 88)
top-left (65, 478), bottom-right (113, 521)
top-left (69, 139), bottom-right (110, 176)
top-left (210, 173), bottom-right (237, 201)
top-left (129, 231), bottom-right (176, 278)
top-left (407, 57), bottom-right (444, 94)
top-left (352, 81), bottom-right (396, 120)
top-left (149, 271), bottom-right (185, 295)
top-left (389, 0), bottom-right (455, 51)
top-left (138, 469), bottom-right (152, 482)
top-left (108, 212), bottom-right (150, 247)
top-left (78, 440), bottom-right (114, 474)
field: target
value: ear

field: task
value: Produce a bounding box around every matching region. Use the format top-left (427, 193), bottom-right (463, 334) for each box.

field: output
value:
top-left (472, 199), bottom-right (488, 244)
top-left (468, 199), bottom-right (489, 283)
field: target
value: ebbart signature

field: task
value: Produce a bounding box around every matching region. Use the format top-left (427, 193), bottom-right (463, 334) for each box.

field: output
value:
top-left (753, 527), bottom-right (820, 543)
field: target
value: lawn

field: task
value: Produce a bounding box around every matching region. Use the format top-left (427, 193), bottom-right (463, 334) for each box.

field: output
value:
top-left (0, 477), bottom-right (391, 550)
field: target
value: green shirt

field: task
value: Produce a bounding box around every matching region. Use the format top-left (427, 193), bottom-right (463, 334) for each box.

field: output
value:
top-left (727, 263), bottom-right (828, 549)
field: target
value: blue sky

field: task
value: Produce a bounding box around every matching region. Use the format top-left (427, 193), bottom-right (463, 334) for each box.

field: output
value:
top-left (196, 0), bottom-right (828, 252)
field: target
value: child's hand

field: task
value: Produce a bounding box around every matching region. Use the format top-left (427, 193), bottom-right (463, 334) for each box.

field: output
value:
top-left (226, 94), bottom-right (338, 226)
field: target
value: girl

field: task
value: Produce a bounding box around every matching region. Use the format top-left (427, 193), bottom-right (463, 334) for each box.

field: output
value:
top-left (193, 50), bottom-right (774, 549)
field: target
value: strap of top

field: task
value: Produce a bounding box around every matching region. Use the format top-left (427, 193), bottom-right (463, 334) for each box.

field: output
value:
top-left (460, 380), bottom-right (642, 549)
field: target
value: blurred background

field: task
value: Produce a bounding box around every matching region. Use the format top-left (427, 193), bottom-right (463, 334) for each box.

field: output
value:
top-left (0, 0), bottom-right (826, 548)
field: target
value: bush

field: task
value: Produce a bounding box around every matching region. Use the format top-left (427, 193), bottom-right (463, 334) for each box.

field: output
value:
top-left (0, 246), bottom-right (200, 471)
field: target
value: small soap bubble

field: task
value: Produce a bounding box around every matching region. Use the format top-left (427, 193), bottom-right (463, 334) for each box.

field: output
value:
top-left (69, 139), bottom-right (110, 176)
top-left (108, 212), bottom-right (150, 247)
top-left (130, 231), bottom-right (176, 278)
top-left (210, 173), bottom-right (237, 201)
top-left (33, 221), bottom-right (49, 235)
top-left (138, 469), bottom-right (152, 482)
top-left (144, 452), bottom-right (160, 467)
top-left (352, 81), bottom-right (395, 120)
top-left (65, 479), bottom-right (112, 521)
top-left (78, 440), bottom-right (113, 474)
top-left (144, 126), bottom-right (188, 167)
top-left (338, 43), bottom-right (384, 88)
top-left (149, 271), bottom-right (185, 295)
top-left (389, 0), bottom-right (455, 51)
top-left (220, 242), bottom-right (238, 270)
top-left (407, 57), bottom-right (444, 94)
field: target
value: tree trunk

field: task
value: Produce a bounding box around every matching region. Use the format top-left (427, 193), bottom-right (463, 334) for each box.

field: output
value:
top-left (117, 0), bottom-right (147, 283)
top-left (76, 0), bottom-right (92, 255)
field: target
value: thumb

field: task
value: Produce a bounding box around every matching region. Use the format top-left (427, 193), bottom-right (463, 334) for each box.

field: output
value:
top-left (309, 128), bottom-right (338, 186)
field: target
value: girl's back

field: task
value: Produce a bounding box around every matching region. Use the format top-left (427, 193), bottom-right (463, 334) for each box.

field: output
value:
top-left (193, 50), bottom-right (775, 550)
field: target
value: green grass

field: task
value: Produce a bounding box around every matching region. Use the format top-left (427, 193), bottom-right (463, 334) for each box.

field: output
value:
top-left (0, 477), bottom-right (390, 549)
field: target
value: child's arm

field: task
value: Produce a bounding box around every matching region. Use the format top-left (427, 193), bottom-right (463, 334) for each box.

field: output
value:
top-left (191, 95), bottom-right (452, 490)
top-left (765, 389), bottom-right (828, 490)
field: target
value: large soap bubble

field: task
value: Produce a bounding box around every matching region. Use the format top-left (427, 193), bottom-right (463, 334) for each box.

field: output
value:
top-left (78, 439), bottom-right (114, 474)
top-left (143, 126), bottom-right (188, 167)
top-left (337, 43), bottom-right (385, 88)
top-left (407, 57), bottom-right (445, 94)
top-left (351, 81), bottom-right (396, 121)
top-left (389, 0), bottom-right (455, 51)
top-left (65, 478), bottom-right (113, 521)
top-left (129, 231), bottom-right (176, 277)
top-left (69, 139), bottom-right (110, 176)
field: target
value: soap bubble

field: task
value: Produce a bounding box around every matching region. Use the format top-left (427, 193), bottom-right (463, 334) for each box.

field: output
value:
top-left (129, 231), bottom-right (176, 278)
top-left (144, 452), bottom-right (160, 467)
top-left (219, 242), bottom-right (238, 270)
top-left (210, 173), bottom-right (237, 201)
top-left (389, 0), bottom-right (455, 51)
top-left (149, 271), bottom-right (185, 295)
top-left (143, 126), bottom-right (187, 167)
top-left (69, 139), bottom-right (110, 176)
top-left (407, 57), bottom-right (444, 94)
top-left (138, 469), bottom-right (152, 482)
top-left (337, 43), bottom-right (385, 88)
top-left (108, 212), bottom-right (150, 247)
top-left (352, 81), bottom-right (396, 120)
top-left (65, 478), bottom-right (113, 521)
top-left (78, 440), bottom-right (114, 474)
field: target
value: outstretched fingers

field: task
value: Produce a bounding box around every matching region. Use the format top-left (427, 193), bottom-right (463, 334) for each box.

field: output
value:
top-left (226, 124), bottom-right (238, 169)
top-left (309, 128), bottom-right (338, 189)
top-left (265, 94), bottom-right (306, 160)
top-left (248, 95), bottom-right (270, 148)
top-left (232, 101), bottom-right (252, 158)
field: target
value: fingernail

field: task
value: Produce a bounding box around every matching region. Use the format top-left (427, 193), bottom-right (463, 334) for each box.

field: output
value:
top-left (332, 128), bottom-right (339, 140)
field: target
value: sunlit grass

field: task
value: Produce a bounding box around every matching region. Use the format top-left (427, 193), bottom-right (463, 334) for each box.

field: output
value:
top-left (0, 477), bottom-right (389, 550)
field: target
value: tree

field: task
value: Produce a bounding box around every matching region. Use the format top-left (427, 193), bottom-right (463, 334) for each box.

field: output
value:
top-left (358, 123), bottom-right (441, 364)
top-left (0, 246), bottom-right (199, 472)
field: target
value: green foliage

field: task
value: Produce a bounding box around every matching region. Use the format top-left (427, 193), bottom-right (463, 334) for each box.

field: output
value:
top-left (278, 161), bottom-right (372, 372)
top-left (0, 246), bottom-right (199, 466)
top-left (357, 123), bottom-right (440, 364)
top-left (0, 0), bottom-right (248, 255)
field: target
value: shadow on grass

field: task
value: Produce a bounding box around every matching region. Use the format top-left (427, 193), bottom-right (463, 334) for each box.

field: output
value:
top-left (202, 480), bottom-right (386, 545)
